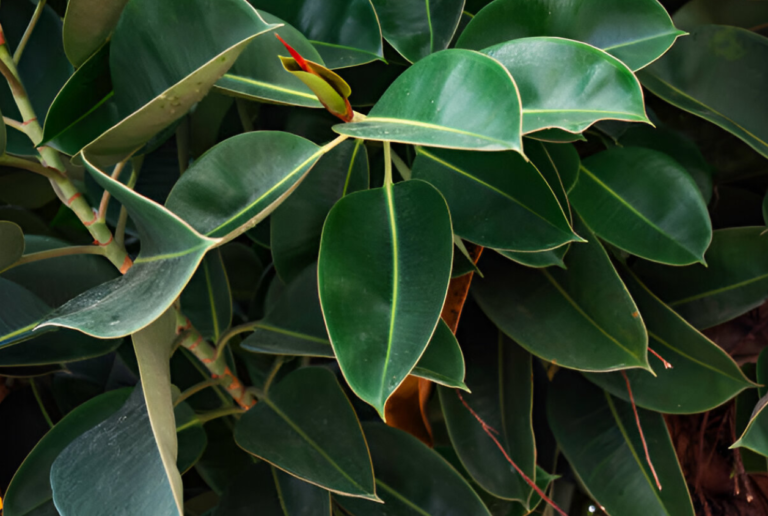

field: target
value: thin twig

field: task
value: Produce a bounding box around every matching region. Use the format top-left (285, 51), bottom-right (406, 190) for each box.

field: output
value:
top-left (3, 115), bottom-right (24, 132)
top-left (621, 371), bottom-right (662, 490)
top-left (174, 378), bottom-right (225, 407)
top-left (0, 154), bottom-right (59, 179)
top-left (9, 245), bottom-right (105, 269)
top-left (456, 390), bottom-right (568, 516)
top-left (30, 377), bottom-right (54, 429)
top-left (13, 0), bottom-right (46, 64)
top-left (215, 321), bottom-right (260, 360)
top-left (196, 406), bottom-right (245, 425)
top-left (648, 347), bottom-right (673, 369)
top-left (390, 149), bottom-right (411, 180)
top-left (98, 158), bottom-right (129, 221)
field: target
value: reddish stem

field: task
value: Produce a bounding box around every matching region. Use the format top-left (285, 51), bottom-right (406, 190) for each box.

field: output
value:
top-left (648, 347), bottom-right (673, 369)
top-left (621, 371), bottom-right (662, 490)
top-left (455, 390), bottom-right (567, 516)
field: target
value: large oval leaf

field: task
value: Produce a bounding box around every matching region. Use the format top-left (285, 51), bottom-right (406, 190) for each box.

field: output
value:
top-left (639, 26), bottom-right (768, 159)
top-left (2, 388), bottom-right (131, 516)
top-left (62, 0), bottom-right (129, 67)
top-left (371, 0), bottom-right (464, 63)
top-left (246, 0), bottom-right (384, 68)
top-left (166, 132), bottom-right (324, 242)
top-left (634, 227), bottom-right (768, 329)
top-left (235, 367), bottom-right (376, 499)
top-left (336, 423), bottom-right (492, 516)
top-left (334, 50), bottom-right (523, 152)
top-left (548, 371), bottom-right (695, 516)
top-left (411, 146), bottom-right (579, 251)
top-left (473, 217), bottom-right (650, 372)
top-left (216, 11), bottom-right (324, 108)
top-left (51, 386), bottom-right (181, 516)
top-left (41, 158), bottom-right (217, 338)
top-left (81, 0), bottom-right (277, 167)
top-left (482, 37), bottom-right (649, 135)
top-left (0, 221), bottom-right (23, 272)
top-left (318, 179), bottom-right (453, 416)
top-left (585, 268), bottom-right (754, 414)
top-left (457, 0), bottom-right (683, 71)
top-left (439, 307), bottom-right (535, 503)
top-left (272, 139), bottom-right (368, 283)
top-left (570, 147), bottom-right (712, 265)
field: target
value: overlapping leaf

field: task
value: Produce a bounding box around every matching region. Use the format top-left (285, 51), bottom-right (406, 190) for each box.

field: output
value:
top-left (457, 0), bottom-right (683, 71)
top-left (180, 250), bottom-right (232, 342)
top-left (62, 0), bottom-right (129, 67)
top-left (318, 179), bottom-right (453, 415)
top-left (335, 50), bottom-right (523, 151)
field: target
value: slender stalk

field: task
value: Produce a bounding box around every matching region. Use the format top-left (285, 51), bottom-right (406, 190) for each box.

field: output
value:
top-left (174, 378), bottom-right (225, 407)
top-left (621, 371), bottom-right (662, 490)
top-left (3, 115), bottom-right (24, 132)
top-left (98, 158), bottom-right (129, 222)
top-left (197, 406), bottom-right (245, 425)
top-left (390, 149), bottom-right (411, 180)
top-left (263, 356), bottom-right (285, 395)
top-left (30, 378), bottom-right (54, 429)
top-left (214, 321), bottom-right (260, 360)
top-left (13, 0), bottom-right (46, 64)
top-left (10, 245), bottom-right (105, 269)
top-left (0, 153), bottom-right (59, 179)
top-left (383, 141), bottom-right (393, 186)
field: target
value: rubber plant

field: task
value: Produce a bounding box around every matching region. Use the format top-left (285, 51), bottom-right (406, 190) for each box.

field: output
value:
top-left (0, 0), bottom-right (767, 515)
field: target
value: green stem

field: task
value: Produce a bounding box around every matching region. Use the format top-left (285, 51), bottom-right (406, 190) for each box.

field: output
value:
top-left (174, 378), bottom-right (225, 407)
top-left (3, 115), bottom-right (24, 132)
top-left (13, 0), bottom-right (46, 64)
top-left (263, 356), bottom-right (285, 395)
top-left (10, 245), bottom-right (105, 269)
top-left (30, 378), bottom-right (54, 429)
top-left (0, 153), bottom-right (59, 179)
top-left (390, 148), bottom-right (411, 180)
top-left (197, 406), bottom-right (245, 425)
top-left (214, 320), bottom-right (261, 360)
top-left (383, 141), bottom-right (393, 186)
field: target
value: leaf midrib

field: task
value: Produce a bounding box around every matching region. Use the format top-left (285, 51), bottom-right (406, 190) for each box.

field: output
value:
top-left (220, 74), bottom-right (318, 100)
top-left (380, 183), bottom-right (400, 399)
top-left (357, 118), bottom-right (515, 147)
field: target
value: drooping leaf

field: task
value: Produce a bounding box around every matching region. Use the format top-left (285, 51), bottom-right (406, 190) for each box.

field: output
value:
top-left (473, 217), bottom-right (650, 372)
top-left (439, 311), bottom-right (535, 503)
top-left (457, 0), bottom-right (683, 71)
top-left (274, 468), bottom-right (333, 516)
top-left (246, 0), bottom-right (384, 68)
top-left (234, 367), bottom-right (377, 499)
top-left (619, 125), bottom-right (713, 203)
top-left (0, 0), bottom-right (73, 156)
top-left (272, 139), bottom-right (368, 283)
top-left (2, 388), bottom-right (131, 516)
top-left (673, 0), bottom-right (768, 33)
top-left (548, 371), bottom-right (695, 516)
top-left (180, 250), bottom-right (232, 342)
top-left (570, 147), bottom-right (712, 265)
top-left (318, 179), bottom-right (453, 415)
top-left (165, 131), bottom-right (325, 242)
top-left (334, 50), bottom-right (523, 152)
top-left (336, 423), bottom-right (492, 516)
top-left (80, 0), bottom-right (277, 167)
top-left (411, 319), bottom-right (467, 389)
top-left (585, 268), bottom-right (754, 414)
top-left (51, 386), bottom-right (182, 516)
top-left (634, 227), bottom-right (768, 329)
top-left (482, 37), bottom-right (649, 135)
top-left (412, 146), bottom-right (579, 251)
top-left (41, 158), bottom-right (217, 339)
top-left (370, 0), bottom-right (465, 63)
top-left (216, 12), bottom-right (324, 108)
top-left (62, 0), bottom-right (129, 67)
top-left (639, 25), bottom-right (768, 159)
top-left (0, 221), bottom-right (23, 272)
top-left (132, 309), bottom-right (184, 514)
top-left (214, 462), bottom-right (284, 516)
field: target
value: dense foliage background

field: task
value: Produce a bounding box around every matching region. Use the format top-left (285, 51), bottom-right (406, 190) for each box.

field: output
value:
top-left (0, 0), bottom-right (767, 514)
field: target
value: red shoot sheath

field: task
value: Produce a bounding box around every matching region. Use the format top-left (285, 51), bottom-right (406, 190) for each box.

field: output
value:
top-left (275, 34), bottom-right (311, 73)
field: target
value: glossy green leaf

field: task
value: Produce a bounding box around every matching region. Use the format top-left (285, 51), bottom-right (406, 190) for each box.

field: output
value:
top-left (235, 367), bottom-right (377, 499)
top-left (272, 139), bottom-right (368, 283)
top-left (473, 217), bottom-right (650, 372)
top-left (0, 0), bottom-right (73, 156)
top-left (0, 221), bottom-right (23, 272)
top-left (736, 351), bottom-right (768, 457)
top-left (335, 50), bottom-right (523, 151)
top-left (457, 0), bottom-right (683, 71)
top-left (735, 364), bottom-right (768, 473)
top-left (0, 278), bottom-right (53, 349)
top-left (526, 128), bottom-right (587, 143)
top-left (337, 423), bottom-right (492, 516)
top-left (439, 320), bottom-right (535, 503)
top-left (318, 179), bottom-right (453, 415)
top-left (175, 402), bottom-right (208, 474)
top-left (246, 0), bottom-right (383, 68)
top-left (132, 309), bottom-right (184, 514)
top-left (673, 0), bottom-right (768, 32)
top-left (216, 12), bottom-right (324, 108)
top-left (548, 371), bottom-right (695, 516)
top-left (482, 38), bottom-right (649, 135)
top-left (412, 145), bottom-right (579, 251)
top-left (214, 463), bottom-right (284, 516)
top-left (585, 268), bottom-right (754, 414)
top-left (51, 386), bottom-right (182, 516)
top-left (497, 247), bottom-right (568, 270)
top-left (278, 54), bottom-right (354, 121)
top-left (634, 227), bottom-right (768, 329)
top-left (274, 468), bottom-right (332, 516)
top-left (570, 147), bottom-right (712, 265)
top-left (619, 125), bottom-right (713, 203)
top-left (41, 43), bottom-right (118, 156)
top-left (80, 0), bottom-right (277, 167)
top-left (42, 157), bottom-right (216, 338)
top-left (181, 250), bottom-right (232, 342)
top-left (639, 26), bottom-right (768, 159)
top-left (411, 319), bottom-right (467, 389)
top-left (62, 0), bottom-right (129, 67)
top-left (371, 0), bottom-right (464, 63)
top-left (2, 388), bottom-right (131, 516)
top-left (166, 131), bottom-right (324, 242)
